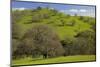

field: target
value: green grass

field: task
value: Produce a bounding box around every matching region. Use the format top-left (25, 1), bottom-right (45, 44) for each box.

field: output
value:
top-left (12, 55), bottom-right (96, 66)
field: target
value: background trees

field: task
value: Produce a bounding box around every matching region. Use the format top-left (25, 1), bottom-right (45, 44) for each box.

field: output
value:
top-left (75, 30), bottom-right (96, 55)
top-left (60, 30), bottom-right (96, 56)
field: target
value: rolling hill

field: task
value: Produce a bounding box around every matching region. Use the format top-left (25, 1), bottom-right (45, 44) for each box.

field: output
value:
top-left (12, 7), bottom-right (95, 40)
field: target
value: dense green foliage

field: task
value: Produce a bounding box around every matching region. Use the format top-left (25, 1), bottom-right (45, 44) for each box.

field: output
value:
top-left (12, 7), bottom-right (96, 59)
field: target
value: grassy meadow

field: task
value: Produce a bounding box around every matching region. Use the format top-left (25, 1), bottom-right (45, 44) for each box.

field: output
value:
top-left (12, 55), bottom-right (96, 66)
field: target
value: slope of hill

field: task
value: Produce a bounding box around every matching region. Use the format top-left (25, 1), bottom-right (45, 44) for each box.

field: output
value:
top-left (12, 7), bottom-right (95, 40)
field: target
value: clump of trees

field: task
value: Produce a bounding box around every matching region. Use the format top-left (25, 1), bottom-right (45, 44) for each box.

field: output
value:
top-left (13, 25), bottom-right (65, 59)
top-left (61, 30), bottom-right (96, 56)
top-left (75, 30), bottom-right (96, 54)
top-left (13, 26), bottom-right (96, 59)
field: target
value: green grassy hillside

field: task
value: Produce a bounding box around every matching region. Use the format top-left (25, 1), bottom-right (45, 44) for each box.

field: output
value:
top-left (12, 8), bottom-right (95, 40)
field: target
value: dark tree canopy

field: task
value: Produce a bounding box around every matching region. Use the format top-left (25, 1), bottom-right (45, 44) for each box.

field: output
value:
top-left (22, 24), bottom-right (65, 58)
top-left (75, 30), bottom-right (96, 54)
